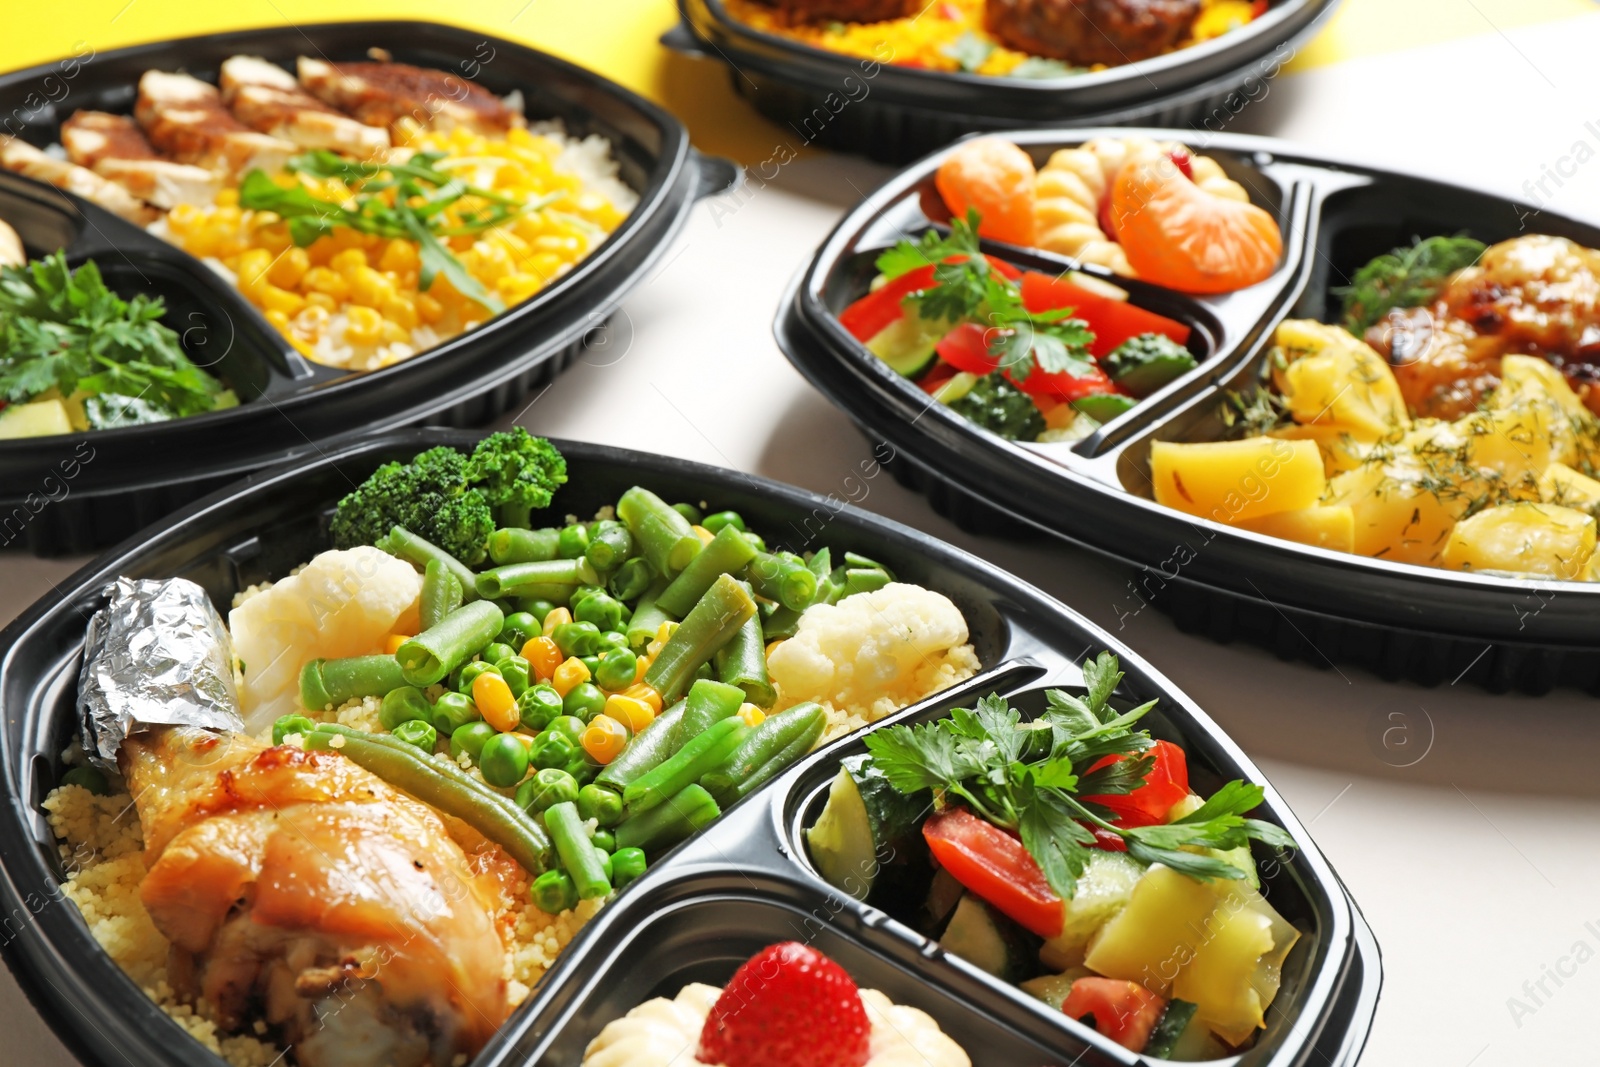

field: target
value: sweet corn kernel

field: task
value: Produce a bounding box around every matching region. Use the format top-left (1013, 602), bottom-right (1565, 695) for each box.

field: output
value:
top-left (385, 634), bottom-right (407, 655)
top-left (541, 607), bottom-right (572, 636)
top-left (551, 657), bottom-right (591, 698)
top-left (214, 187), bottom-right (240, 207)
top-left (382, 296), bottom-right (419, 331)
top-left (263, 308), bottom-right (291, 329)
top-left (302, 266), bottom-right (350, 299)
top-left (378, 238), bottom-right (419, 273)
top-left (764, 639), bottom-right (785, 656)
top-left (472, 672), bottom-right (519, 732)
top-left (350, 265), bottom-right (396, 308)
top-left (305, 291), bottom-right (338, 312)
top-left (236, 248), bottom-right (273, 297)
top-left (737, 704), bottom-right (766, 728)
top-left (581, 715), bottom-right (630, 764)
top-left (522, 636), bottom-right (563, 679)
top-left (345, 304), bottom-right (384, 345)
top-left (622, 682), bottom-right (663, 714)
top-left (604, 694), bottom-right (655, 734)
top-left (330, 248), bottom-right (368, 277)
top-left (259, 284), bottom-right (305, 317)
top-left (268, 246), bottom-right (310, 289)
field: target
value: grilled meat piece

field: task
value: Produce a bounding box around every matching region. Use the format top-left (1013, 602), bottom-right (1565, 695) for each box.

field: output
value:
top-left (123, 727), bottom-right (514, 1067)
top-left (60, 110), bottom-right (218, 209)
top-left (219, 55), bottom-right (390, 156)
top-left (296, 57), bottom-right (515, 138)
top-left (984, 0), bottom-right (1202, 67)
top-left (134, 70), bottom-right (297, 177)
top-left (0, 135), bottom-right (156, 223)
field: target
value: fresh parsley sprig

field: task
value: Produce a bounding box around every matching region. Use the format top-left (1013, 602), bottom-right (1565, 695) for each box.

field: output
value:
top-left (863, 651), bottom-right (1294, 900)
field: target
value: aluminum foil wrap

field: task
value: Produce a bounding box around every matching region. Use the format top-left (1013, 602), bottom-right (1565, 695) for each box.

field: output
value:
top-left (77, 576), bottom-right (243, 771)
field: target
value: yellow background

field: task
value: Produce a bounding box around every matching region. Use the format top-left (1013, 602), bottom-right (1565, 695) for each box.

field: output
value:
top-left (0, 0), bottom-right (1593, 163)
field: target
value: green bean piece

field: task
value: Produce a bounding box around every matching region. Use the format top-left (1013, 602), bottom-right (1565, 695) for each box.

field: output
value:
top-left (457, 660), bottom-right (501, 696)
top-left (519, 684), bottom-right (565, 731)
top-left (617, 487), bottom-right (702, 577)
top-left (593, 648), bottom-right (639, 692)
top-left (671, 502), bottom-right (703, 525)
top-left (614, 784), bottom-right (721, 854)
top-left (843, 551), bottom-right (891, 571)
top-left (496, 655), bottom-right (532, 699)
top-left (379, 686), bottom-right (433, 730)
top-left (577, 783), bottom-right (625, 828)
top-left (563, 682), bottom-right (607, 722)
top-left (676, 679), bottom-right (747, 743)
top-left (517, 767), bottom-right (580, 813)
top-left (272, 714), bottom-right (318, 745)
top-left (489, 526), bottom-right (561, 566)
top-left (479, 733), bottom-right (531, 788)
top-left (591, 828), bottom-right (617, 854)
top-left (655, 524), bottom-right (759, 617)
top-left (531, 729), bottom-right (579, 770)
top-left (299, 654), bottom-right (408, 711)
top-left (544, 801), bottom-right (611, 899)
top-left (844, 568), bottom-right (892, 596)
top-left (743, 532), bottom-right (767, 552)
top-left (610, 846), bottom-right (647, 888)
top-left (585, 520), bottom-right (634, 572)
top-left (532, 869), bottom-right (578, 914)
top-left (476, 558), bottom-right (599, 600)
top-left (432, 691), bottom-right (481, 734)
top-left (512, 584), bottom-right (578, 607)
top-left (607, 556), bottom-right (655, 602)
top-left (450, 721), bottom-right (498, 762)
top-left (623, 717), bottom-right (750, 813)
top-left (61, 765), bottom-right (108, 795)
top-left (398, 600), bottom-right (505, 686)
top-left (392, 719), bottom-right (438, 752)
top-left (596, 848), bottom-right (613, 881)
top-left (747, 551), bottom-right (819, 612)
top-left (565, 755), bottom-right (600, 785)
top-left (807, 547), bottom-right (832, 578)
top-left (644, 574), bottom-right (757, 703)
top-left (518, 598), bottom-right (558, 624)
top-left (574, 592), bottom-right (625, 632)
top-left (499, 612), bottom-right (541, 649)
top-left (715, 608), bottom-right (775, 708)
top-left (556, 524), bottom-right (590, 560)
top-left (762, 603), bottom-right (803, 641)
top-left (700, 702), bottom-right (826, 806)
top-left (553, 621), bottom-right (605, 657)
top-left (625, 579), bottom-right (674, 652)
top-left (420, 559), bottom-right (465, 630)
top-left (701, 510), bottom-right (745, 534)
top-left (594, 700), bottom-right (687, 794)
top-left (377, 526), bottom-right (479, 602)
top-left (306, 724), bottom-right (551, 875)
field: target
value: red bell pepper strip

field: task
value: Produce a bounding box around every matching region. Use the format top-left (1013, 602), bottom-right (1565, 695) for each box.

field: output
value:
top-left (1082, 739), bottom-right (1191, 828)
top-left (923, 808), bottom-right (1064, 938)
top-left (1019, 272), bottom-right (1191, 356)
top-left (1061, 978), bottom-right (1167, 1052)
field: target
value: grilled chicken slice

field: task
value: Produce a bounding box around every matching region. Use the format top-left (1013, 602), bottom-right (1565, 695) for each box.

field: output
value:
top-left (0, 135), bottom-right (156, 223)
top-left (0, 218), bottom-right (22, 266)
top-left (219, 55), bottom-right (389, 156)
top-left (297, 57), bottom-right (515, 137)
top-left (60, 111), bottom-right (219, 209)
top-left (123, 727), bottom-right (514, 1067)
top-left (134, 70), bottom-right (297, 178)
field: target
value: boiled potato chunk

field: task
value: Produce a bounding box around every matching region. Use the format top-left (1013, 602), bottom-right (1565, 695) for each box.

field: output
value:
top-left (1038, 850), bottom-right (1147, 971)
top-left (1174, 885), bottom-right (1302, 1046)
top-left (0, 398), bottom-right (73, 439)
top-left (1235, 505), bottom-right (1354, 552)
top-left (1271, 320), bottom-right (1408, 441)
top-left (1083, 865), bottom-right (1218, 996)
top-left (1440, 502), bottom-right (1596, 579)
top-left (1538, 462), bottom-right (1600, 512)
top-left (1150, 437), bottom-right (1325, 524)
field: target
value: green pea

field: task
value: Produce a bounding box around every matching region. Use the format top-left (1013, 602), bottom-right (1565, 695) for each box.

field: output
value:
top-left (531, 729), bottom-right (578, 770)
top-left (479, 733), bottom-right (530, 788)
top-left (457, 660), bottom-right (501, 695)
top-left (547, 715), bottom-right (588, 745)
top-left (516, 767), bottom-right (580, 813)
top-left (496, 655), bottom-right (532, 699)
top-left (580, 654), bottom-right (602, 677)
top-left (564, 682), bottom-right (607, 722)
top-left (577, 783), bottom-right (624, 828)
top-left (574, 592), bottom-right (624, 632)
top-left (517, 598), bottom-right (557, 624)
top-left (532, 869), bottom-right (578, 914)
top-left (599, 630), bottom-right (629, 651)
top-left (450, 721), bottom-right (498, 762)
top-left (483, 642), bottom-right (518, 667)
top-left (552, 621), bottom-right (603, 657)
top-left (702, 510), bottom-right (745, 534)
top-left (61, 765), bottom-right (108, 795)
top-left (569, 584), bottom-right (605, 609)
top-left (591, 828), bottom-right (616, 853)
top-left (564, 755), bottom-right (600, 785)
top-left (392, 719), bottom-right (438, 753)
top-left (672, 502), bottom-right (703, 525)
top-left (498, 611), bottom-right (541, 649)
top-left (432, 691), bottom-right (481, 734)
top-left (611, 847), bottom-right (647, 888)
top-left (556, 524), bottom-right (590, 559)
top-left (379, 686), bottom-right (432, 731)
top-left (742, 531), bottom-right (767, 552)
top-left (597, 848), bottom-right (613, 881)
top-left (519, 684), bottom-right (564, 731)
top-left (593, 648), bottom-right (638, 692)
top-left (272, 714), bottom-right (318, 745)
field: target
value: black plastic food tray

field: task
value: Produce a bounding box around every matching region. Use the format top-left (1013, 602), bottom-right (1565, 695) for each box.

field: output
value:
top-left (0, 22), bottom-right (737, 557)
top-left (775, 127), bottom-right (1600, 694)
top-left (0, 429), bottom-right (1377, 1067)
top-left (663, 0), bottom-right (1340, 164)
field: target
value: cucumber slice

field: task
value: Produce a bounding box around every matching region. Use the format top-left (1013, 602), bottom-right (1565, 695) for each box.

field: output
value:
top-left (1145, 999), bottom-right (1199, 1058)
top-left (805, 755), bottom-right (929, 903)
top-left (1018, 967), bottom-right (1095, 1011)
top-left (1070, 393), bottom-right (1138, 424)
top-left (1039, 849), bottom-right (1147, 971)
top-left (865, 313), bottom-right (939, 377)
top-left (940, 893), bottom-right (1035, 983)
top-left (922, 867), bottom-right (966, 934)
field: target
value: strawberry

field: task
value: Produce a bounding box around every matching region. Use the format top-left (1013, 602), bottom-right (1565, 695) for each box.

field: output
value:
top-left (697, 942), bottom-right (871, 1067)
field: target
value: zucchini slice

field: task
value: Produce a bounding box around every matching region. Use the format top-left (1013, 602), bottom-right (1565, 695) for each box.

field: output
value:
top-left (940, 893), bottom-right (1036, 983)
top-left (805, 754), bottom-right (929, 903)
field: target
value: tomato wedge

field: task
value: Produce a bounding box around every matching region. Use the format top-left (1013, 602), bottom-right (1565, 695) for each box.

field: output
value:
top-left (838, 256), bottom-right (1023, 343)
top-left (1005, 361), bottom-right (1121, 402)
top-left (1061, 978), bottom-right (1167, 1052)
top-left (922, 808), bottom-right (1063, 938)
top-left (1082, 739), bottom-right (1191, 828)
top-left (934, 322), bottom-right (1001, 375)
top-left (1019, 272), bottom-right (1191, 356)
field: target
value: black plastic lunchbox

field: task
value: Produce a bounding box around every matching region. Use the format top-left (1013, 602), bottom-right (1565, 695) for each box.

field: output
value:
top-left (663, 0), bottom-right (1341, 164)
top-left (0, 22), bottom-right (737, 557)
top-left (0, 428), bottom-right (1377, 1067)
top-left (775, 127), bottom-right (1600, 694)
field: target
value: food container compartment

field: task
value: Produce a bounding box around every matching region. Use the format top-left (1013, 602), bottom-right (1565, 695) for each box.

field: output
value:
top-left (0, 427), bottom-right (1377, 1067)
top-left (0, 21), bottom-right (737, 556)
top-left (777, 128), bottom-right (1600, 693)
top-left (663, 0), bottom-right (1342, 164)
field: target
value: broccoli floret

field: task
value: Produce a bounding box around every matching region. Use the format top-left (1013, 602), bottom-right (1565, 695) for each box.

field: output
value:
top-left (949, 373), bottom-right (1045, 441)
top-left (330, 446), bottom-right (494, 564)
top-left (465, 427), bottom-right (569, 529)
top-left (1101, 333), bottom-right (1197, 398)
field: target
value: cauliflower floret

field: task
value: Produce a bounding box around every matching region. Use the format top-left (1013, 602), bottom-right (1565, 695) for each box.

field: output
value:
top-left (229, 546), bottom-right (421, 734)
top-left (768, 583), bottom-right (979, 738)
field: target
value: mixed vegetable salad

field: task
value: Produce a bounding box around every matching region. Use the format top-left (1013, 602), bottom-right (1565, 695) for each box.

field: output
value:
top-left (806, 653), bottom-right (1299, 1058)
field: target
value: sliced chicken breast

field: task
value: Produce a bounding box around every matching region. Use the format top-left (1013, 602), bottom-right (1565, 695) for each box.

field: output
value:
top-left (60, 111), bottom-right (219, 209)
top-left (0, 218), bottom-right (23, 266)
top-left (297, 56), bottom-right (515, 138)
top-left (219, 55), bottom-right (389, 156)
top-left (0, 135), bottom-right (156, 223)
top-left (134, 70), bottom-right (297, 178)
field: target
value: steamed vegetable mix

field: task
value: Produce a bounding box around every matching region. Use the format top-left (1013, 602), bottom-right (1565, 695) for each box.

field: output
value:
top-left (804, 652), bottom-right (1299, 1058)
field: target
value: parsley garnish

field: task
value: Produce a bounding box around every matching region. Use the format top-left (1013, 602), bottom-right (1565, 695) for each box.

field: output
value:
top-left (1334, 234), bottom-right (1486, 334)
top-left (863, 652), bottom-right (1294, 899)
top-left (940, 31), bottom-right (996, 73)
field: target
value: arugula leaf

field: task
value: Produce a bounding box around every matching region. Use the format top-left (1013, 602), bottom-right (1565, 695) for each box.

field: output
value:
top-left (401, 213), bottom-right (505, 314)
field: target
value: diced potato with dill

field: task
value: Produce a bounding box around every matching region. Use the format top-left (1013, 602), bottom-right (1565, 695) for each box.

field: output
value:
top-left (1440, 502), bottom-right (1596, 579)
top-left (1149, 437), bottom-right (1325, 523)
top-left (1235, 505), bottom-right (1354, 552)
top-left (1538, 462), bottom-right (1600, 512)
top-left (1269, 320), bottom-right (1408, 441)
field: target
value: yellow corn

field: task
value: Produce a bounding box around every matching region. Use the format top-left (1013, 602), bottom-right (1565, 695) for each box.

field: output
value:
top-left (581, 715), bottom-right (629, 764)
top-left (605, 694), bottom-right (655, 734)
top-left (302, 266), bottom-right (349, 299)
top-left (522, 636), bottom-right (562, 679)
top-left (345, 305), bottom-right (384, 345)
top-left (385, 633), bottom-right (408, 655)
top-left (259, 284), bottom-right (305, 317)
top-left (737, 704), bottom-right (766, 728)
top-left (551, 656), bottom-right (591, 697)
top-left (541, 607), bottom-right (572, 636)
top-left (236, 248), bottom-right (272, 298)
top-left (378, 238), bottom-right (419, 273)
top-left (268, 246), bottom-right (310, 289)
top-left (472, 672), bottom-right (519, 732)
top-left (622, 682), bottom-right (663, 714)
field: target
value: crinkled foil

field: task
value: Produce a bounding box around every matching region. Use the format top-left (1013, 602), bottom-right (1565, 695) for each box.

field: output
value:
top-left (77, 576), bottom-right (243, 771)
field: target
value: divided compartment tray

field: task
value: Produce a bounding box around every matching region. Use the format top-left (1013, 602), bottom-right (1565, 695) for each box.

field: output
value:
top-left (0, 21), bottom-right (738, 556)
top-left (0, 428), bottom-right (1377, 1067)
top-left (662, 0), bottom-right (1341, 164)
top-left (775, 127), bottom-right (1600, 694)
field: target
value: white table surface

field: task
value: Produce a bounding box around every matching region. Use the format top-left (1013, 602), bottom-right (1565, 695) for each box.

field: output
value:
top-left (8, 12), bottom-right (1600, 1066)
